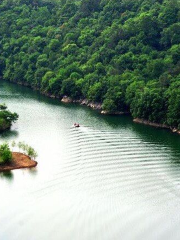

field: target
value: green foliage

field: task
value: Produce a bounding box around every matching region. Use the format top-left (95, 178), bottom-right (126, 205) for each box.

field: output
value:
top-left (0, 0), bottom-right (180, 128)
top-left (0, 140), bottom-right (38, 165)
top-left (167, 79), bottom-right (180, 128)
top-left (0, 104), bottom-right (7, 110)
top-left (87, 82), bottom-right (105, 102)
top-left (0, 143), bottom-right (12, 164)
top-left (0, 104), bottom-right (19, 131)
top-left (16, 141), bottom-right (38, 159)
top-left (102, 99), bottom-right (117, 113)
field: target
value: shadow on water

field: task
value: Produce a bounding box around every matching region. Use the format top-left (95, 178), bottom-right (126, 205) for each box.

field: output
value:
top-left (0, 80), bottom-right (62, 107)
top-left (131, 122), bottom-right (180, 154)
top-left (92, 110), bottom-right (180, 150)
top-left (28, 167), bottom-right (38, 176)
top-left (0, 130), bottom-right (19, 140)
top-left (0, 171), bottom-right (14, 181)
top-left (80, 110), bottom-right (180, 166)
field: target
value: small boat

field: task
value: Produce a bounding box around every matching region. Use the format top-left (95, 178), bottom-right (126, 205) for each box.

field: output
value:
top-left (74, 123), bottom-right (80, 128)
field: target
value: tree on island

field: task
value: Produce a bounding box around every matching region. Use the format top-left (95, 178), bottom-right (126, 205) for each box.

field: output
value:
top-left (0, 143), bottom-right (12, 164)
top-left (0, 104), bottom-right (19, 131)
top-left (11, 140), bottom-right (16, 151)
top-left (27, 146), bottom-right (38, 160)
top-left (16, 141), bottom-right (38, 160)
top-left (0, 141), bottom-right (38, 165)
top-left (0, 104), bottom-right (7, 110)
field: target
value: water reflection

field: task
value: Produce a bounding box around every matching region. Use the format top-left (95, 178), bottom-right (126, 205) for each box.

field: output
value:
top-left (28, 167), bottom-right (38, 176)
top-left (0, 171), bottom-right (13, 180)
top-left (0, 129), bottom-right (19, 139)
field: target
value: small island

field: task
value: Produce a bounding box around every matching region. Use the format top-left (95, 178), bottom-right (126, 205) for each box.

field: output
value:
top-left (0, 142), bottom-right (38, 172)
top-left (0, 152), bottom-right (37, 172)
top-left (0, 104), bottom-right (18, 132)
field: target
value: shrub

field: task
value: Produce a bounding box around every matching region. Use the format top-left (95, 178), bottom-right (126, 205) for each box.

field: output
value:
top-left (0, 143), bottom-right (12, 164)
top-left (16, 141), bottom-right (38, 160)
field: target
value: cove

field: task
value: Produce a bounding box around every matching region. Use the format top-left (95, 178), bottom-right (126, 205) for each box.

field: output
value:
top-left (0, 81), bottom-right (180, 240)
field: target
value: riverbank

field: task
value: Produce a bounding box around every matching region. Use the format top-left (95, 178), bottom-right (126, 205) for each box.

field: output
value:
top-left (4, 81), bottom-right (133, 115)
top-left (0, 152), bottom-right (37, 172)
top-left (133, 118), bottom-right (169, 129)
top-left (4, 80), bottom-right (180, 135)
top-left (61, 96), bottom-right (130, 115)
top-left (133, 118), bottom-right (180, 135)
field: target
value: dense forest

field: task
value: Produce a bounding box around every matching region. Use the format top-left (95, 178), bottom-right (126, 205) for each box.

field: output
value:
top-left (0, 0), bottom-right (180, 128)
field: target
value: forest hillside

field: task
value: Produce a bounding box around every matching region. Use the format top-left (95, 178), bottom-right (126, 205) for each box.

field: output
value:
top-left (0, 0), bottom-right (180, 128)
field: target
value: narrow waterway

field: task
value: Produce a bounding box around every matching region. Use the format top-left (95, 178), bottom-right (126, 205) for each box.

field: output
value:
top-left (1, 81), bottom-right (180, 240)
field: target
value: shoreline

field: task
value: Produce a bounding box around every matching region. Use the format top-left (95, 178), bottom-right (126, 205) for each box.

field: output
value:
top-left (133, 118), bottom-right (180, 135)
top-left (0, 152), bottom-right (37, 172)
top-left (4, 81), bottom-right (129, 115)
top-left (61, 96), bottom-right (130, 115)
top-left (133, 118), bottom-right (169, 129)
top-left (3, 80), bottom-right (180, 135)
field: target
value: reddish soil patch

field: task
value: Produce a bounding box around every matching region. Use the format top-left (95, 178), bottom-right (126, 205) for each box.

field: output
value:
top-left (0, 152), bottom-right (37, 172)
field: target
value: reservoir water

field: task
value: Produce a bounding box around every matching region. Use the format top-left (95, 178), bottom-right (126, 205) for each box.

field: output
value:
top-left (0, 81), bottom-right (180, 240)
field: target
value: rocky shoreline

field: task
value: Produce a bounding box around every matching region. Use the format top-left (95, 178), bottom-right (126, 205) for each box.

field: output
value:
top-left (133, 118), bottom-right (169, 129)
top-left (133, 118), bottom-right (180, 135)
top-left (61, 96), bottom-right (102, 110)
top-left (5, 80), bottom-right (180, 135)
top-left (44, 95), bottom-right (180, 134)
top-left (0, 152), bottom-right (37, 172)
top-left (61, 96), bottom-right (130, 115)
top-left (6, 81), bottom-right (130, 115)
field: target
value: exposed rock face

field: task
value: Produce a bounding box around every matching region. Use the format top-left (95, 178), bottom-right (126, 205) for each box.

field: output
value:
top-left (61, 96), bottom-right (73, 103)
top-left (74, 99), bottom-right (102, 110)
top-left (80, 99), bottom-right (89, 106)
top-left (62, 97), bottom-right (129, 114)
top-left (171, 128), bottom-right (180, 134)
top-left (101, 110), bottom-right (129, 115)
top-left (87, 102), bottom-right (102, 110)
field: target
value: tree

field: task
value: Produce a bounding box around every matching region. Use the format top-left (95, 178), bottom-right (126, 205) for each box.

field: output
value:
top-left (27, 146), bottom-right (37, 159)
top-left (16, 141), bottom-right (38, 159)
top-left (0, 0), bottom-right (180, 128)
top-left (87, 82), bottom-right (105, 102)
top-left (0, 104), bottom-right (19, 131)
top-left (0, 143), bottom-right (12, 164)
top-left (11, 141), bottom-right (16, 151)
top-left (102, 98), bottom-right (117, 112)
top-left (0, 104), bottom-right (7, 110)
top-left (167, 80), bottom-right (180, 128)
top-left (48, 39), bottom-right (60, 51)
